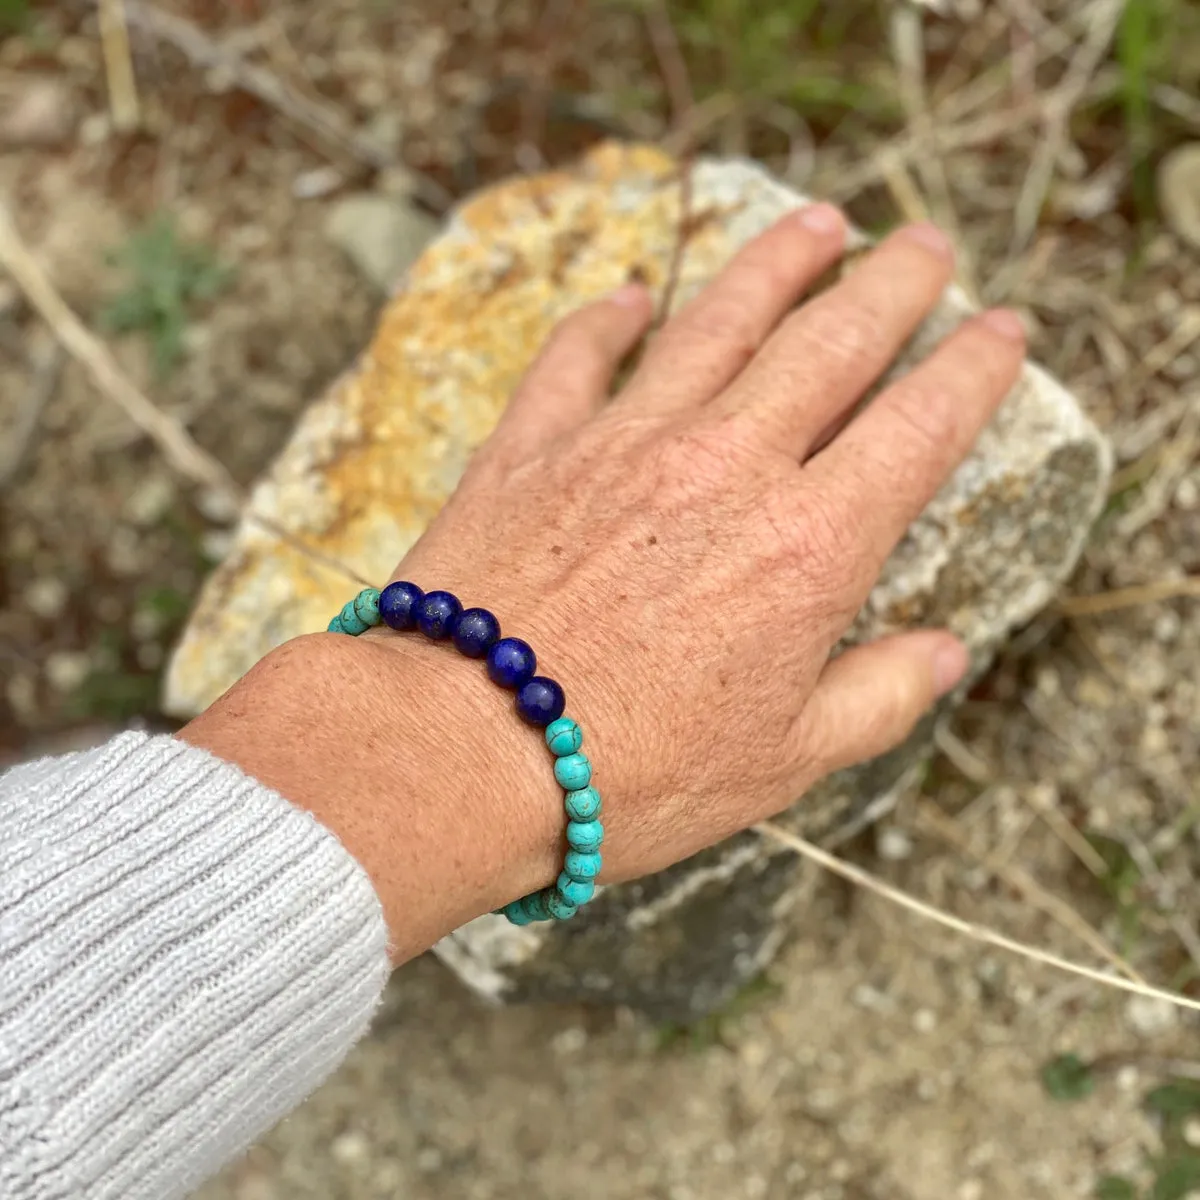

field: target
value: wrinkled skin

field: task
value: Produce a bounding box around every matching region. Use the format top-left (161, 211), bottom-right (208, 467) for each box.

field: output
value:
top-left (185, 207), bottom-right (1026, 956)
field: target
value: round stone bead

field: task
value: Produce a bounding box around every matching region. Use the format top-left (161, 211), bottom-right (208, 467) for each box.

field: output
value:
top-left (546, 890), bottom-right (578, 921)
top-left (554, 752), bottom-right (591, 792)
top-left (503, 899), bottom-right (532, 926)
top-left (379, 581), bottom-right (424, 630)
top-left (487, 637), bottom-right (537, 689)
top-left (545, 717), bottom-right (583, 757)
top-left (339, 600), bottom-right (368, 635)
top-left (564, 849), bottom-right (602, 880)
top-left (516, 677), bottom-right (566, 727)
top-left (521, 890), bottom-right (552, 922)
top-left (416, 590), bottom-right (462, 639)
top-left (557, 872), bottom-right (595, 907)
top-left (566, 818), bottom-right (604, 854)
top-left (352, 587), bottom-right (381, 627)
top-left (453, 607), bottom-right (501, 658)
top-left (327, 615), bottom-right (345, 634)
top-left (564, 786), bottom-right (602, 821)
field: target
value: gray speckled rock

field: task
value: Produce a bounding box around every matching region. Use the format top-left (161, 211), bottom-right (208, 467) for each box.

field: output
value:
top-left (164, 143), bottom-right (1112, 1022)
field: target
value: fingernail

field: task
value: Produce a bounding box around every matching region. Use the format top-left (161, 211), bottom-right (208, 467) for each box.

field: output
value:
top-left (980, 308), bottom-right (1026, 342)
top-left (933, 640), bottom-right (970, 698)
top-left (796, 203), bottom-right (845, 236)
top-left (902, 222), bottom-right (954, 259)
top-left (609, 283), bottom-right (649, 309)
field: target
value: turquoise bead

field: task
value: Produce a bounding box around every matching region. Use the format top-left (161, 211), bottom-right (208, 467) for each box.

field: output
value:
top-left (522, 891), bottom-right (552, 922)
top-left (339, 600), bottom-right (368, 635)
top-left (557, 872), bottom-right (595, 906)
top-left (566, 818), bottom-right (603, 853)
top-left (564, 786), bottom-right (602, 821)
top-left (546, 890), bottom-right (578, 921)
top-left (564, 849), bottom-right (602, 880)
top-left (554, 752), bottom-right (591, 792)
top-left (503, 899), bottom-right (532, 926)
top-left (545, 717), bottom-right (583, 757)
top-left (327, 614), bottom-right (345, 634)
top-left (352, 587), bottom-right (381, 627)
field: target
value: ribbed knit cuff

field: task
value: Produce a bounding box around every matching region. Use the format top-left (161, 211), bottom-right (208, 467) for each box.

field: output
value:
top-left (0, 731), bottom-right (390, 1200)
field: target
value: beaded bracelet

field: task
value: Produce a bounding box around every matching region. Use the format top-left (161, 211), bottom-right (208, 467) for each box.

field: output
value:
top-left (326, 583), bottom-right (603, 925)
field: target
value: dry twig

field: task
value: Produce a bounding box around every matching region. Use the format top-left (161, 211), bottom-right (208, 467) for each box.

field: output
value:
top-left (0, 205), bottom-right (372, 589)
top-left (0, 205), bottom-right (238, 503)
top-left (98, 0), bottom-right (141, 132)
top-left (916, 799), bottom-right (1146, 985)
top-left (119, 0), bottom-right (453, 211)
top-left (755, 821), bottom-right (1200, 1014)
top-left (1058, 577), bottom-right (1200, 617)
top-left (0, 342), bottom-right (64, 490)
top-left (645, 0), bottom-right (695, 326)
top-left (1006, 0), bottom-right (1124, 260)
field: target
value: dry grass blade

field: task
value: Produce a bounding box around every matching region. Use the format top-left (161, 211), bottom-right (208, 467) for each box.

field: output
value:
top-left (0, 204), bottom-right (374, 590)
top-left (98, 0), bottom-right (141, 132)
top-left (120, 1), bottom-right (453, 211)
top-left (1006, 0), bottom-right (1124, 261)
top-left (916, 799), bottom-right (1146, 985)
top-left (645, 0), bottom-right (695, 326)
top-left (0, 343), bottom-right (64, 490)
top-left (754, 821), bottom-right (1200, 1014)
top-left (1059, 577), bottom-right (1200, 616)
top-left (0, 204), bottom-right (238, 503)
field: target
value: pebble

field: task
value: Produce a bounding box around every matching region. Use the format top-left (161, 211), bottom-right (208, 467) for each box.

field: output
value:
top-left (877, 826), bottom-right (914, 862)
top-left (24, 577), bottom-right (68, 620)
top-left (913, 1008), bottom-right (938, 1034)
top-left (551, 1026), bottom-right (587, 1055)
top-left (1159, 144), bottom-right (1200, 250)
top-left (415, 1146), bottom-right (442, 1173)
top-left (44, 651), bottom-right (91, 694)
top-left (324, 193), bottom-right (438, 292)
top-left (330, 1130), bottom-right (370, 1166)
top-left (0, 77), bottom-right (76, 147)
top-left (1125, 995), bottom-right (1178, 1038)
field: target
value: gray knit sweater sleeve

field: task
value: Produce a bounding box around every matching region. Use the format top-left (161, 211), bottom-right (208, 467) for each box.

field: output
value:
top-left (0, 731), bottom-right (391, 1200)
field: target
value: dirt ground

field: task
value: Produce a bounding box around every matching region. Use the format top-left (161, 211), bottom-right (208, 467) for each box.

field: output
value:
top-left (3, 2), bottom-right (1200, 1198)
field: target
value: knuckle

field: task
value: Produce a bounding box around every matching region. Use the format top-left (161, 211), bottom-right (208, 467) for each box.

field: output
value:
top-left (765, 489), bottom-right (860, 597)
top-left (661, 298), bottom-right (760, 373)
top-left (791, 297), bottom-right (885, 365)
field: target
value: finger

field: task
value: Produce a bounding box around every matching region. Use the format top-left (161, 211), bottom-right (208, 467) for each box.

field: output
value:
top-left (796, 632), bottom-right (969, 777)
top-left (806, 309), bottom-right (1026, 570)
top-left (484, 285), bottom-right (654, 466)
top-left (704, 223), bottom-right (957, 457)
top-left (615, 204), bottom-right (848, 418)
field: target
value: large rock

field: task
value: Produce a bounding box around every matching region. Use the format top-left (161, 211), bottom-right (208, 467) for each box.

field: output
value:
top-left (164, 143), bottom-right (1112, 1022)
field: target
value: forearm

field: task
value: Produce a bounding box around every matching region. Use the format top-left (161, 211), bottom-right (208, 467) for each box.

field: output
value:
top-left (178, 631), bottom-right (566, 962)
top-left (0, 727), bottom-right (389, 1200)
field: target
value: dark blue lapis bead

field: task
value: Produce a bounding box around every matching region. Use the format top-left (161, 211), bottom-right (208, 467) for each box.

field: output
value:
top-left (516, 676), bottom-right (566, 727)
top-left (452, 607), bottom-right (501, 658)
top-left (379, 581), bottom-right (424, 631)
top-left (416, 590), bottom-right (462, 639)
top-left (487, 637), bottom-right (536, 690)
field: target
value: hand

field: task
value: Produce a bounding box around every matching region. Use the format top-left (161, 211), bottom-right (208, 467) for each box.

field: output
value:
top-left (184, 207), bottom-right (1026, 958)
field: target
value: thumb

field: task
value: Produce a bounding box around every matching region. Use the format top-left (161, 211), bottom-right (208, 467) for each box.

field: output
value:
top-left (798, 631), bottom-right (970, 778)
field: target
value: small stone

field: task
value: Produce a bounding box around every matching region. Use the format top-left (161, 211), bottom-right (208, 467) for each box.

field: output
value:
top-left (877, 826), bottom-right (913, 861)
top-left (551, 1026), bottom-right (587, 1055)
top-left (912, 1007), bottom-right (938, 1033)
top-left (324, 193), bottom-right (437, 292)
top-left (45, 651), bottom-right (91, 694)
top-left (415, 1146), bottom-right (442, 1173)
top-left (1126, 995), bottom-right (1178, 1038)
top-left (1183, 1116), bottom-right (1200, 1147)
top-left (330, 1130), bottom-right (370, 1166)
top-left (1176, 475), bottom-right (1199, 511)
top-left (124, 475), bottom-right (176, 527)
top-left (1160, 144), bottom-right (1200, 251)
top-left (24, 577), bottom-right (68, 620)
top-left (0, 77), bottom-right (76, 147)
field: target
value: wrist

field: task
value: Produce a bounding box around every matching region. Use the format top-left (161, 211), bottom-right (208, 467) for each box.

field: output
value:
top-left (178, 631), bottom-right (561, 962)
